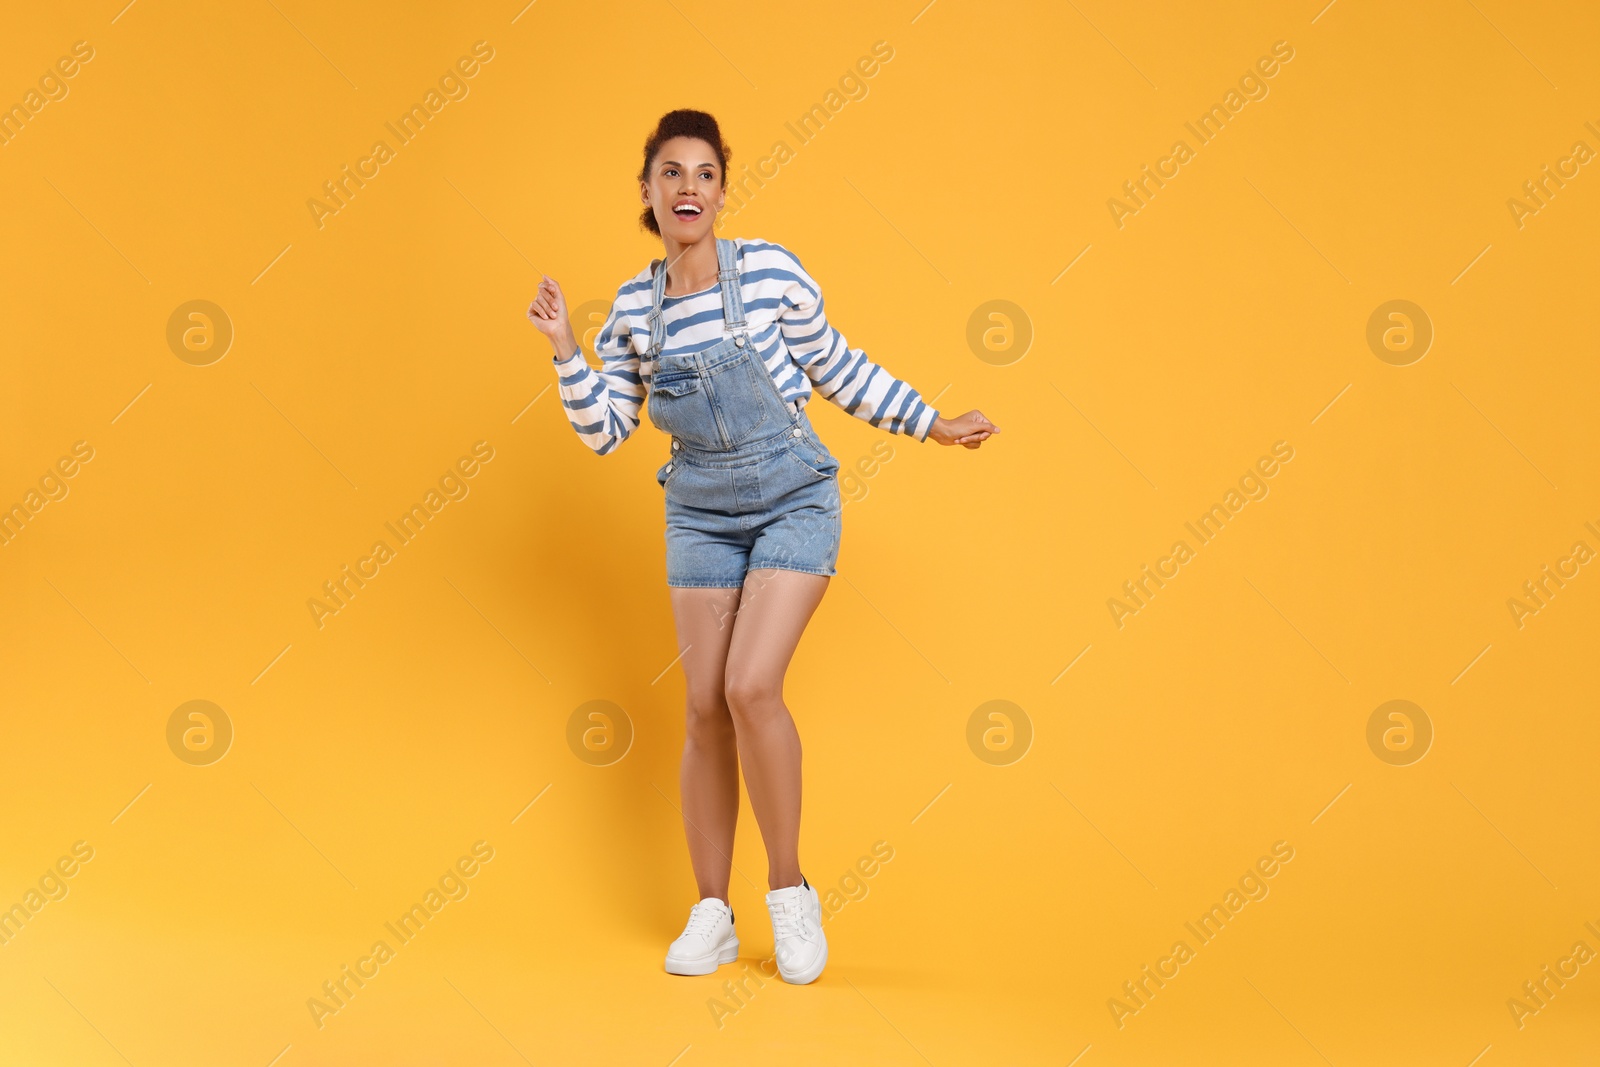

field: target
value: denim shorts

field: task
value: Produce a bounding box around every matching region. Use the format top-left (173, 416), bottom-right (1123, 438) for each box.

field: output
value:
top-left (655, 407), bottom-right (843, 588)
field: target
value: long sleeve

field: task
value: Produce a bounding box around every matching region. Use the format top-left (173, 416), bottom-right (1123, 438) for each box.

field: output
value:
top-left (774, 246), bottom-right (939, 442)
top-left (552, 290), bottom-right (646, 456)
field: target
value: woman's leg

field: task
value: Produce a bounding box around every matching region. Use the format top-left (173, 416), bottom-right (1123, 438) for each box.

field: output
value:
top-left (669, 586), bottom-right (745, 903)
top-left (722, 567), bottom-right (830, 890)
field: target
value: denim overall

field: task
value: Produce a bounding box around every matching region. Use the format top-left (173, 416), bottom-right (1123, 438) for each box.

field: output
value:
top-left (648, 237), bottom-right (843, 587)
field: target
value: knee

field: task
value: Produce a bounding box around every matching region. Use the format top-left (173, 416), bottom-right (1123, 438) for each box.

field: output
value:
top-left (723, 671), bottom-right (780, 721)
top-left (685, 689), bottom-right (734, 740)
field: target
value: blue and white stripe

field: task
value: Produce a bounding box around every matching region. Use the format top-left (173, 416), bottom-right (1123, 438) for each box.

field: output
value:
top-left (552, 238), bottom-right (938, 455)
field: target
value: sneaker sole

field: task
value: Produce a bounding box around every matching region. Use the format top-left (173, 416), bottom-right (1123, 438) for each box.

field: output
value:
top-left (776, 939), bottom-right (828, 985)
top-left (664, 937), bottom-right (740, 976)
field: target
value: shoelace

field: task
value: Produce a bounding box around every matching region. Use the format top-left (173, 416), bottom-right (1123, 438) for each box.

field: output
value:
top-left (683, 902), bottom-right (725, 938)
top-left (768, 898), bottom-right (807, 940)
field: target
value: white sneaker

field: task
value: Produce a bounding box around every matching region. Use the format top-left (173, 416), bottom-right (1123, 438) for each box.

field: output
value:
top-left (766, 880), bottom-right (827, 984)
top-left (664, 897), bottom-right (740, 975)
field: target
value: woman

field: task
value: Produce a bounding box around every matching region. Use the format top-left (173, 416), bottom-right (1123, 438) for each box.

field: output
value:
top-left (527, 109), bottom-right (998, 984)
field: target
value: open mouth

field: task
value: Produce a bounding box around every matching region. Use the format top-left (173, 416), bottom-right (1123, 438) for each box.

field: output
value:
top-left (672, 201), bottom-right (703, 220)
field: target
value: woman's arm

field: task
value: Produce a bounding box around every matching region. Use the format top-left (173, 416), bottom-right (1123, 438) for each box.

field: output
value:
top-left (773, 245), bottom-right (940, 442)
top-left (529, 276), bottom-right (645, 456)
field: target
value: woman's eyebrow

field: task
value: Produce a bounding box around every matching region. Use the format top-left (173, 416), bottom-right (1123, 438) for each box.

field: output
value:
top-left (659, 160), bottom-right (718, 169)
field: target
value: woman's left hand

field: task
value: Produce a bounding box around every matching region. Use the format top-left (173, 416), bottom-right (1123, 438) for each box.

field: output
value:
top-left (928, 411), bottom-right (1000, 448)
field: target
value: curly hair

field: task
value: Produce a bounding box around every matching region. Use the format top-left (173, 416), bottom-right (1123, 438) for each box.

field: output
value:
top-left (637, 109), bottom-right (731, 236)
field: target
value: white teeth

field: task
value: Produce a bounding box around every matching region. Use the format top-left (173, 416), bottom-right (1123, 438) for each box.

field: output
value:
top-left (674, 203), bottom-right (701, 214)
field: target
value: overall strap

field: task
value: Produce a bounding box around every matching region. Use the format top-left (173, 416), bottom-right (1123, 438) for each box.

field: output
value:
top-left (645, 257), bottom-right (668, 356)
top-left (716, 238), bottom-right (746, 330)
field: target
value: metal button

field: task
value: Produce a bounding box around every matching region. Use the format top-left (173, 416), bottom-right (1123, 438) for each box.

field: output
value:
top-left (664, 463), bottom-right (673, 474)
top-left (734, 336), bottom-right (745, 347)
top-left (672, 440), bottom-right (680, 450)
top-left (792, 427), bottom-right (803, 437)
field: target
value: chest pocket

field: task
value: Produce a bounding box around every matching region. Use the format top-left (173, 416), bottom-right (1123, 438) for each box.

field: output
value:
top-left (647, 364), bottom-right (722, 449)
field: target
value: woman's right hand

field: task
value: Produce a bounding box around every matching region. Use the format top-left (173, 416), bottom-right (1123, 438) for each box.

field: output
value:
top-left (929, 410), bottom-right (1001, 448)
top-left (527, 275), bottom-right (578, 357)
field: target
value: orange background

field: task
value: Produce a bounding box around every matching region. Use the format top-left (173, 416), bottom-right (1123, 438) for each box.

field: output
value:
top-left (1, 1), bottom-right (1597, 1064)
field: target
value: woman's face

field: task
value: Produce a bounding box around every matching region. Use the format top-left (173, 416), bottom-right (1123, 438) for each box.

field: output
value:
top-left (641, 136), bottom-right (725, 241)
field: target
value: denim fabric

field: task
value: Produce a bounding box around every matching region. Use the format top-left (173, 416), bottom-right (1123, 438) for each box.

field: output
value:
top-left (649, 238), bottom-right (843, 587)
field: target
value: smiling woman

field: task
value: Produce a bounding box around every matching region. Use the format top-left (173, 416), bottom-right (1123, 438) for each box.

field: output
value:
top-left (524, 106), bottom-right (1000, 991)
top-left (636, 109), bottom-right (732, 239)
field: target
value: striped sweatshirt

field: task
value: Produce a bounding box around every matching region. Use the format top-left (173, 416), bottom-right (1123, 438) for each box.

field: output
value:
top-left (552, 238), bottom-right (939, 455)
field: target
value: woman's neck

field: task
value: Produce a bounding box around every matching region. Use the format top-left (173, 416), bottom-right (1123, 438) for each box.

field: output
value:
top-left (661, 233), bottom-right (720, 296)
